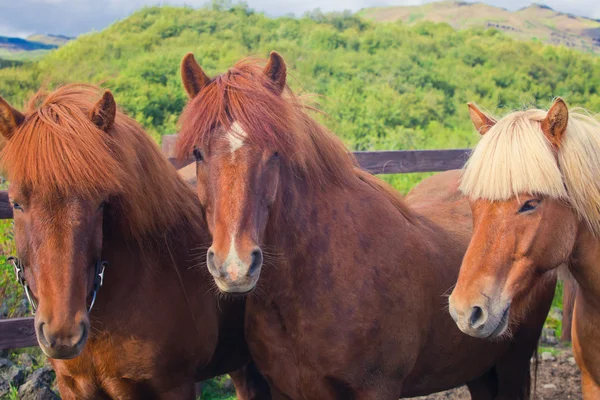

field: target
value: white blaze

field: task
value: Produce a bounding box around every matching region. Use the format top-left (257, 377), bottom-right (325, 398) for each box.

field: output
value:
top-left (223, 122), bottom-right (248, 280)
top-left (228, 122), bottom-right (247, 153)
top-left (225, 235), bottom-right (245, 280)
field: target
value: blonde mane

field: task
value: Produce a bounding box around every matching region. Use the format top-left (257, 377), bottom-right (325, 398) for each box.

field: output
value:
top-left (460, 106), bottom-right (600, 235)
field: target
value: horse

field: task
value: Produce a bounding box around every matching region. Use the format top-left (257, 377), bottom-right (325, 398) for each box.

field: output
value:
top-left (175, 51), bottom-right (556, 399)
top-left (448, 98), bottom-right (600, 398)
top-left (0, 85), bottom-right (270, 399)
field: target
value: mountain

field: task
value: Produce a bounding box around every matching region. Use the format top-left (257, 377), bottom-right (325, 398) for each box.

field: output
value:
top-left (0, 34), bottom-right (72, 60)
top-left (26, 34), bottom-right (72, 47)
top-left (360, 1), bottom-right (600, 53)
top-left (0, 36), bottom-right (57, 52)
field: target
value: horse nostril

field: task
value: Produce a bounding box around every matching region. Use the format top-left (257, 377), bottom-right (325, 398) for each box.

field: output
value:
top-left (37, 322), bottom-right (52, 347)
top-left (206, 249), bottom-right (220, 278)
top-left (469, 306), bottom-right (485, 328)
top-left (76, 322), bottom-right (88, 346)
top-left (248, 248), bottom-right (263, 277)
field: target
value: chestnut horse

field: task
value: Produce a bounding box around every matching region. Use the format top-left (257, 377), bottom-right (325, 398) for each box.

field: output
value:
top-left (0, 85), bottom-right (269, 399)
top-left (449, 99), bottom-right (600, 398)
top-left (176, 52), bottom-right (556, 399)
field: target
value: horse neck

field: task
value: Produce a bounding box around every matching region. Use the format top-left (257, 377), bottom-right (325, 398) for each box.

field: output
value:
top-left (265, 171), bottom-right (417, 272)
top-left (96, 186), bottom-right (209, 314)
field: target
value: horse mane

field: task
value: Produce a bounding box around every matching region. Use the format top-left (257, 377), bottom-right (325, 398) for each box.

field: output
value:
top-left (1, 84), bottom-right (201, 241)
top-left (460, 106), bottom-right (600, 236)
top-left (176, 58), bottom-right (360, 191)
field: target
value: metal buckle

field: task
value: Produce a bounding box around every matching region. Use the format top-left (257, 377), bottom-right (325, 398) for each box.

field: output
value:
top-left (8, 256), bottom-right (22, 285)
top-left (88, 261), bottom-right (108, 313)
top-left (7, 257), bottom-right (37, 315)
top-left (23, 284), bottom-right (37, 315)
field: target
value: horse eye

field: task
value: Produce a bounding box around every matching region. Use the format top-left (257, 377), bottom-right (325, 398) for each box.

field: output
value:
top-left (97, 202), bottom-right (106, 212)
top-left (12, 201), bottom-right (23, 211)
top-left (193, 148), bottom-right (204, 162)
top-left (518, 199), bottom-right (541, 213)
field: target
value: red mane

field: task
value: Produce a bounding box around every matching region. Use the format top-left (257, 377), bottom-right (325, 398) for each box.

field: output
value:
top-left (1, 84), bottom-right (201, 240)
top-left (176, 58), bottom-right (360, 190)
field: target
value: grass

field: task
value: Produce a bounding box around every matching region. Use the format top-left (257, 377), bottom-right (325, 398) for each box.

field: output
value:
top-left (538, 346), bottom-right (561, 357)
top-left (407, 13), bottom-right (425, 23)
top-left (546, 280), bottom-right (564, 340)
top-left (6, 384), bottom-right (19, 400)
top-left (199, 376), bottom-right (237, 400)
top-left (0, 219), bottom-right (22, 319)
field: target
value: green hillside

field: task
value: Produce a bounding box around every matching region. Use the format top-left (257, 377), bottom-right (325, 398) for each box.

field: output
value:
top-left (0, 4), bottom-right (599, 192)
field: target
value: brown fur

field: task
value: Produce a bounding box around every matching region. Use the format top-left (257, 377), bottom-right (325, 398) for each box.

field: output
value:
top-left (181, 53), bottom-right (211, 99)
top-left (451, 100), bottom-right (600, 398)
top-left (177, 54), bottom-right (555, 399)
top-left (0, 85), bottom-right (269, 399)
top-left (0, 95), bottom-right (25, 139)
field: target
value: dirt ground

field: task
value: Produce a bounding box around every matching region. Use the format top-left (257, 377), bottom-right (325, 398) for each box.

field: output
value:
top-left (414, 347), bottom-right (582, 400)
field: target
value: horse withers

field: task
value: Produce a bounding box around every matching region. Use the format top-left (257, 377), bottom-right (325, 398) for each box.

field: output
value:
top-left (175, 51), bottom-right (555, 399)
top-left (0, 86), bottom-right (269, 399)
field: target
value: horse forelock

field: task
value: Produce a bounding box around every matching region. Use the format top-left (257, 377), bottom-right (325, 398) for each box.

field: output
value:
top-left (460, 106), bottom-right (600, 236)
top-left (176, 57), bottom-right (360, 196)
top-left (1, 84), bottom-right (202, 241)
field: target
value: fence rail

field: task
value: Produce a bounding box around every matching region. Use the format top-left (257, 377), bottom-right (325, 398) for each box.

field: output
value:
top-left (0, 134), bottom-right (472, 350)
top-left (161, 134), bottom-right (472, 174)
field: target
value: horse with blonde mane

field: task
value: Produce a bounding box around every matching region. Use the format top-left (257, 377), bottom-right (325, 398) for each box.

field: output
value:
top-left (449, 98), bottom-right (600, 398)
top-left (0, 85), bottom-right (269, 399)
top-left (176, 51), bottom-right (556, 399)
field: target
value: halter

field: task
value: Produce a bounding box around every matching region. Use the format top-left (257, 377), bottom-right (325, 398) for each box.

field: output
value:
top-left (8, 256), bottom-right (107, 315)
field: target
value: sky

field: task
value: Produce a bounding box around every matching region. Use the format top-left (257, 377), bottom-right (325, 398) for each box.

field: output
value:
top-left (0, 0), bottom-right (599, 38)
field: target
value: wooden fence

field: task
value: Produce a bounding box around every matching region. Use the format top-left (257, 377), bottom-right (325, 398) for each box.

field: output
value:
top-left (0, 134), bottom-right (472, 350)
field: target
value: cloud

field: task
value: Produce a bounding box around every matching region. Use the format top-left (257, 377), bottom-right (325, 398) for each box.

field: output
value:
top-left (0, 0), bottom-right (599, 38)
top-left (0, 0), bottom-right (125, 37)
top-left (0, 23), bottom-right (33, 38)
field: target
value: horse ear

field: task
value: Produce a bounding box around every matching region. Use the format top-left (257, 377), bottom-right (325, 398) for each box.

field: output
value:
top-left (181, 53), bottom-right (210, 99)
top-left (0, 96), bottom-right (25, 140)
top-left (541, 98), bottom-right (569, 148)
top-left (90, 90), bottom-right (117, 133)
top-left (467, 103), bottom-right (496, 135)
top-left (264, 51), bottom-right (287, 94)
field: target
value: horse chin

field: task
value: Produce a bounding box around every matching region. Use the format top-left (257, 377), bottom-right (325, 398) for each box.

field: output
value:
top-left (215, 279), bottom-right (257, 297)
top-left (38, 338), bottom-right (87, 360)
top-left (485, 307), bottom-right (511, 339)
